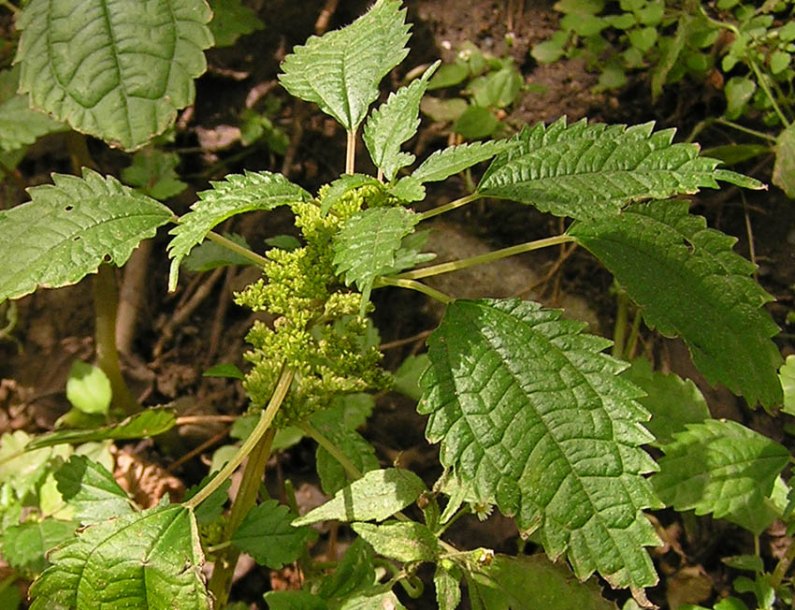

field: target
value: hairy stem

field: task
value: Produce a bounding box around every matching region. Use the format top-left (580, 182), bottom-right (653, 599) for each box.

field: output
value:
top-left (346, 129), bottom-right (357, 174)
top-left (392, 234), bottom-right (576, 281)
top-left (714, 118), bottom-right (778, 143)
top-left (185, 366), bottom-right (293, 509)
top-left (206, 230), bottom-right (270, 267)
top-left (208, 427), bottom-right (276, 608)
top-left (374, 277), bottom-right (453, 304)
top-left (418, 192), bottom-right (480, 221)
top-left (94, 265), bottom-right (140, 415)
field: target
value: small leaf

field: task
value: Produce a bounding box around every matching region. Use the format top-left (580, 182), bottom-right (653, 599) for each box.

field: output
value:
top-left (333, 207), bottom-right (420, 301)
top-left (2, 519), bottom-right (77, 573)
top-left (339, 591), bottom-right (407, 610)
top-left (428, 62), bottom-right (470, 89)
top-left (773, 123), bottom-right (795, 199)
top-left (231, 500), bottom-right (314, 568)
top-left (466, 554), bottom-right (617, 610)
top-left (184, 233), bottom-right (254, 272)
top-left (122, 148), bottom-right (187, 200)
top-left (478, 118), bottom-right (755, 221)
top-left (393, 354), bottom-right (430, 401)
top-left (468, 65), bottom-right (523, 109)
top-left (364, 62), bottom-right (439, 181)
top-left (569, 201), bottom-right (783, 407)
top-left (29, 504), bottom-right (209, 609)
top-left (15, 0), bottom-right (213, 150)
top-left (207, 0), bottom-right (264, 47)
top-left (725, 76), bottom-right (756, 120)
top-left (264, 591), bottom-right (328, 610)
top-left (434, 565), bottom-right (463, 610)
top-left (293, 468), bottom-right (426, 526)
top-left (780, 356), bottom-right (795, 416)
top-left (412, 141), bottom-right (510, 184)
top-left (168, 171), bottom-right (310, 290)
top-left (0, 67), bottom-right (67, 152)
top-left (65, 361), bottom-right (112, 416)
top-left (0, 169), bottom-right (172, 303)
top-left (653, 419), bottom-right (789, 534)
top-left (621, 358), bottom-right (709, 446)
top-left (278, 0), bottom-right (411, 131)
top-left (202, 362), bottom-right (245, 380)
top-left (0, 431), bottom-right (57, 497)
top-left (420, 298), bottom-right (660, 588)
top-left (420, 96), bottom-right (468, 122)
top-left (28, 408), bottom-right (176, 449)
top-left (453, 105), bottom-right (499, 139)
top-left (316, 538), bottom-right (376, 601)
top-left (352, 521), bottom-right (439, 563)
top-left (55, 455), bottom-right (134, 524)
top-left (320, 174), bottom-right (382, 216)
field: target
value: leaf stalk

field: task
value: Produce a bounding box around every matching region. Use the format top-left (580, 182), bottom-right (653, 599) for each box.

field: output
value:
top-left (418, 192), bottom-right (480, 221)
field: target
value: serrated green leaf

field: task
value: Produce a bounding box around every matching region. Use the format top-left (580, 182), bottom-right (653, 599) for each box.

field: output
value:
top-left (278, 0), bottom-right (410, 131)
top-left (364, 62), bottom-right (439, 181)
top-left (320, 174), bottom-right (382, 216)
top-left (183, 233), bottom-right (253, 272)
top-left (0, 168), bottom-right (172, 303)
top-left (2, 519), bottom-right (77, 573)
top-left (264, 590), bottom-right (328, 610)
top-left (478, 118), bottom-right (752, 220)
top-left (15, 0), bottom-right (213, 150)
top-left (468, 65), bottom-right (523, 109)
top-left (317, 538), bottom-right (376, 601)
top-left (29, 504), bottom-right (209, 610)
top-left (622, 358), bottom-right (709, 446)
top-left (389, 176), bottom-right (426, 202)
top-left (569, 201), bottom-right (782, 407)
top-left (466, 554), bottom-right (618, 610)
top-left (0, 432), bottom-right (60, 498)
top-left (168, 171), bottom-right (310, 290)
top-left (725, 76), bottom-right (757, 120)
top-left (55, 455), bottom-right (134, 524)
top-left (434, 565), bottom-right (462, 610)
top-left (419, 298), bottom-right (660, 588)
top-left (15, 0), bottom-right (212, 150)
top-left (352, 521), bottom-right (439, 563)
top-left (333, 206), bottom-right (420, 302)
top-left (65, 361), bottom-right (111, 416)
top-left (231, 499), bottom-right (313, 568)
top-left (780, 356), bottom-right (795, 416)
top-left (653, 419), bottom-right (789, 534)
top-left (412, 141), bottom-right (510, 184)
top-left (0, 67), bottom-right (67, 152)
top-left (294, 468), bottom-right (426, 526)
top-left (122, 148), bottom-right (187, 200)
top-left (208, 0), bottom-right (264, 47)
top-left (773, 123), bottom-right (795, 198)
top-left (28, 408), bottom-right (177, 449)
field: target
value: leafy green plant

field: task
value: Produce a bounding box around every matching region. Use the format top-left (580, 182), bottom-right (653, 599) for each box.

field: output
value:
top-left (0, 1), bottom-right (791, 609)
top-left (532, 0), bottom-right (795, 197)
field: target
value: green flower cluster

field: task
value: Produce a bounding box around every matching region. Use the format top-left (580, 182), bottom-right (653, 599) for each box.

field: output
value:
top-left (235, 184), bottom-right (391, 426)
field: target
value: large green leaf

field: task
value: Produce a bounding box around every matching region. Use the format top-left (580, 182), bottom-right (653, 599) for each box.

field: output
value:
top-left (231, 500), bottom-right (313, 569)
top-left (466, 554), bottom-right (617, 610)
top-left (333, 206), bottom-right (420, 302)
top-left (0, 67), bottom-right (66, 152)
top-left (55, 455), bottom-right (134, 525)
top-left (569, 200), bottom-right (782, 407)
top-left (29, 504), bottom-right (209, 610)
top-left (0, 169), bottom-right (172, 303)
top-left (278, 0), bottom-right (410, 131)
top-left (363, 62), bottom-right (438, 181)
top-left (15, 0), bottom-right (213, 150)
top-left (294, 468), bottom-right (426, 526)
top-left (477, 118), bottom-right (762, 220)
top-left (653, 419), bottom-right (789, 535)
top-left (167, 171), bottom-right (310, 290)
top-left (419, 298), bottom-right (660, 588)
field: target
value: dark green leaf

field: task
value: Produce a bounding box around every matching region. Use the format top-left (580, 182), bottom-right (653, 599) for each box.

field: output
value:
top-left (208, 0), bottom-right (264, 47)
top-left (232, 500), bottom-right (313, 568)
top-left (420, 298), bottom-right (660, 588)
top-left (183, 233), bottom-right (253, 272)
top-left (570, 201), bottom-right (783, 407)
top-left (264, 591), bottom-right (328, 610)
top-left (352, 521), bottom-right (439, 563)
top-left (122, 148), bottom-right (187, 200)
top-left (202, 363), bottom-right (245, 380)
top-left (0, 169), bottom-right (172, 303)
top-left (317, 538), bottom-right (376, 600)
top-left (453, 105), bottom-right (499, 139)
top-left (0, 67), bottom-right (66, 152)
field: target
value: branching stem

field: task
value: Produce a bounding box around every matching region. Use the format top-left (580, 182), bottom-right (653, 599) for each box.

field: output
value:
top-left (206, 231), bottom-right (270, 268)
top-left (375, 277), bottom-right (453, 304)
top-left (185, 366), bottom-right (293, 510)
top-left (418, 192), bottom-right (480, 221)
top-left (392, 234), bottom-right (576, 281)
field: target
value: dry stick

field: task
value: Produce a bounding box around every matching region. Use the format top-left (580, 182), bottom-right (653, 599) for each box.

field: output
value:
top-left (379, 329), bottom-right (434, 351)
top-left (116, 238), bottom-right (153, 355)
top-left (166, 427), bottom-right (230, 473)
top-left (315, 0), bottom-right (339, 34)
top-left (206, 267), bottom-right (237, 364)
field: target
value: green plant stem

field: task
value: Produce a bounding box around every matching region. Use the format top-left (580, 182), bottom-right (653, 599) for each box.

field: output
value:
top-left (185, 366), bottom-right (294, 510)
top-left (747, 59), bottom-right (791, 126)
top-left (612, 290), bottom-right (629, 359)
top-left (301, 421), bottom-right (362, 479)
top-left (418, 192), bottom-right (481, 221)
top-left (206, 231), bottom-right (270, 267)
top-left (0, 1), bottom-right (18, 15)
top-left (625, 309), bottom-right (642, 360)
top-left (208, 426), bottom-right (276, 608)
top-left (346, 129), bottom-right (357, 174)
top-left (393, 234), bottom-right (576, 281)
top-left (714, 118), bottom-right (778, 143)
top-left (375, 277), bottom-right (453, 304)
top-left (770, 533), bottom-right (795, 589)
top-left (94, 265), bottom-right (140, 415)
